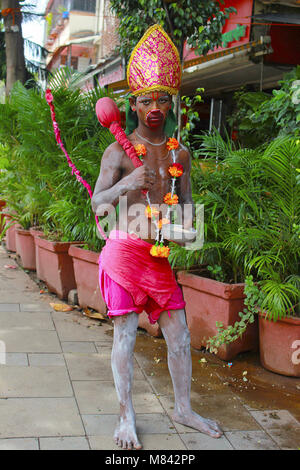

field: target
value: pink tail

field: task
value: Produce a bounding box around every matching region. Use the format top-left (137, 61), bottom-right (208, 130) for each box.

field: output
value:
top-left (45, 89), bottom-right (108, 241)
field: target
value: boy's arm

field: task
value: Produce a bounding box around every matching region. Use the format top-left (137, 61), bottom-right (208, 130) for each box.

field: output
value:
top-left (92, 143), bottom-right (128, 211)
top-left (91, 142), bottom-right (156, 213)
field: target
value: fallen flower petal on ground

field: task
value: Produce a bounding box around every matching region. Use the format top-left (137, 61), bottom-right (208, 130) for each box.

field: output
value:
top-left (50, 303), bottom-right (73, 312)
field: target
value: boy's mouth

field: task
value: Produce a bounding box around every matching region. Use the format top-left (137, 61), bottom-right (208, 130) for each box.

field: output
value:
top-left (146, 109), bottom-right (165, 127)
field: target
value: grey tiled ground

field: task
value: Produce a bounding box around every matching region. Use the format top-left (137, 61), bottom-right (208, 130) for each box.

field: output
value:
top-left (0, 244), bottom-right (299, 450)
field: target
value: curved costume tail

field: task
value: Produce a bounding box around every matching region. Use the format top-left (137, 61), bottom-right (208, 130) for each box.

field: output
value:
top-left (45, 88), bottom-right (108, 241)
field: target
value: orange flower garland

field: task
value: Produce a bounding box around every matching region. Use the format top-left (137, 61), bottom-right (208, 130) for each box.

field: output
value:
top-left (134, 137), bottom-right (181, 258)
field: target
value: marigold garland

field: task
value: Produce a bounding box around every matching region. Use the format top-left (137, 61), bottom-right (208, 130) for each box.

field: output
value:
top-left (134, 137), bottom-right (181, 258)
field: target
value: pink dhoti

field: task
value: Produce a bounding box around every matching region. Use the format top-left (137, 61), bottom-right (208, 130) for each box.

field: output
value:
top-left (99, 230), bottom-right (185, 324)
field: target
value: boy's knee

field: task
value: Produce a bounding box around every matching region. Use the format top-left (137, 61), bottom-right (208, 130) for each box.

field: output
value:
top-left (167, 327), bottom-right (191, 354)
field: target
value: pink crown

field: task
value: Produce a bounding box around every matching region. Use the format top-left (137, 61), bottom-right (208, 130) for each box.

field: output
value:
top-left (127, 24), bottom-right (181, 96)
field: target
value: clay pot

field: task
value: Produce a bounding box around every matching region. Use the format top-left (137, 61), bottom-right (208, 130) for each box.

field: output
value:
top-left (15, 228), bottom-right (36, 270)
top-left (259, 312), bottom-right (300, 377)
top-left (4, 216), bottom-right (21, 252)
top-left (30, 228), bottom-right (45, 281)
top-left (35, 237), bottom-right (79, 299)
top-left (68, 244), bottom-right (106, 313)
top-left (177, 271), bottom-right (259, 361)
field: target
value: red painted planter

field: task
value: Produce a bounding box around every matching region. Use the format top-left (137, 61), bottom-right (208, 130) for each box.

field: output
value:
top-left (259, 313), bottom-right (300, 377)
top-left (177, 271), bottom-right (259, 361)
top-left (68, 244), bottom-right (106, 313)
top-left (30, 228), bottom-right (45, 281)
top-left (35, 237), bottom-right (79, 299)
top-left (15, 228), bottom-right (36, 270)
top-left (4, 218), bottom-right (21, 252)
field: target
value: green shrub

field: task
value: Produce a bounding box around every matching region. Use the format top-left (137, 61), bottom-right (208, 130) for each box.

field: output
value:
top-left (0, 69), bottom-right (115, 250)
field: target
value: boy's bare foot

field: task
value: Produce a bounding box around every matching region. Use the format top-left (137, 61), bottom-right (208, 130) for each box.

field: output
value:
top-left (114, 415), bottom-right (142, 450)
top-left (173, 410), bottom-right (223, 438)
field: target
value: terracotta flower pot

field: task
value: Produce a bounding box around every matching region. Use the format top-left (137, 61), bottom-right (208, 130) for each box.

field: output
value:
top-left (68, 244), bottom-right (106, 313)
top-left (259, 312), bottom-right (300, 377)
top-left (35, 237), bottom-right (79, 299)
top-left (30, 228), bottom-right (45, 281)
top-left (4, 217), bottom-right (21, 252)
top-left (15, 228), bottom-right (36, 270)
top-left (177, 271), bottom-right (259, 361)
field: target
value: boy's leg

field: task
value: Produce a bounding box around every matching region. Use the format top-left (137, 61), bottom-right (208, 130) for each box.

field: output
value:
top-left (158, 308), bottom-right (222, 438)
top-left (111, 312), bottom-right (142, 449)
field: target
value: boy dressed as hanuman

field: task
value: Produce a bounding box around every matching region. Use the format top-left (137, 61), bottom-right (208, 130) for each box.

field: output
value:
top-left (92, 25), bottom-right (222, 449)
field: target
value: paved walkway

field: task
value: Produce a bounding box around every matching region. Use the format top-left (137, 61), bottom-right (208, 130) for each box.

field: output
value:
top-left (0, 244), bottom-right (299, 450)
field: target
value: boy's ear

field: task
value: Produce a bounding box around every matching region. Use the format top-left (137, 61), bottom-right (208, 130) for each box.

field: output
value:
top-left (129, 96), bottom-right (136, 112)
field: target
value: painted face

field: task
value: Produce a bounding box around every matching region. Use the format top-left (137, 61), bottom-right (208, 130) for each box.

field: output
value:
top-left (134, 92), bottom-right (172, 129)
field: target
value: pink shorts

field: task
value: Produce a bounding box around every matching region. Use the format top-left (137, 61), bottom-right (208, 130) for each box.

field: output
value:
top-left (99, 266), bottom-right (185, 325)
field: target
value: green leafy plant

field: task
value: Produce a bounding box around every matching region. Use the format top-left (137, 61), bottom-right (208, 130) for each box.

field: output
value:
top-left (0, 69), bottom-right (116, 251)
top-left (180, 87), bottom-right (204, 150)
top-left (110, 0), bottom-right (236, 64)
top-left (228, 66), bottom-right (300, 147)
top-left (170, 134), bottom-right (300, 324)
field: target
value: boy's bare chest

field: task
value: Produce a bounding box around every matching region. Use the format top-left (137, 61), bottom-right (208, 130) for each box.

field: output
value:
top-left (131, 158), bottom-right (174, 204)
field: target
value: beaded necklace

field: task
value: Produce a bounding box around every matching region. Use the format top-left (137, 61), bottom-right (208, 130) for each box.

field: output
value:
top-left (134, 137), bottom-right (184, 258)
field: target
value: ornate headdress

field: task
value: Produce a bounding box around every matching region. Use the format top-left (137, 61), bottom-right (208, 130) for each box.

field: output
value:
top-left (127, 24), bottom-right (181, 97)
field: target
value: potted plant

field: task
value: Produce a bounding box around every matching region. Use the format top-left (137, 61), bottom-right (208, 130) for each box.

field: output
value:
top-left (191, 136), bottom-right (300, 374)
top-left (174, 133), bottom-right (299, 363)
top-left (0, 75), bottom-right (114, 302)
top-left (172, 133), bottom-right (262, 359)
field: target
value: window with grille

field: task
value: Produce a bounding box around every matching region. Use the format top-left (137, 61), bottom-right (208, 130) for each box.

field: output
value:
top-left (72, 0), bottom-right (96, 12)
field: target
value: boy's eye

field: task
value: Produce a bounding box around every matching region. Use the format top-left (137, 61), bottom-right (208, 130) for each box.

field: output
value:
top-left (142, 100), bottom-right (151, 105)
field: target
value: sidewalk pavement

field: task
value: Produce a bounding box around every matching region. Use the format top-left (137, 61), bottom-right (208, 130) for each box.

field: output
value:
top-left (0, 244), bottom-right (299, 451)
